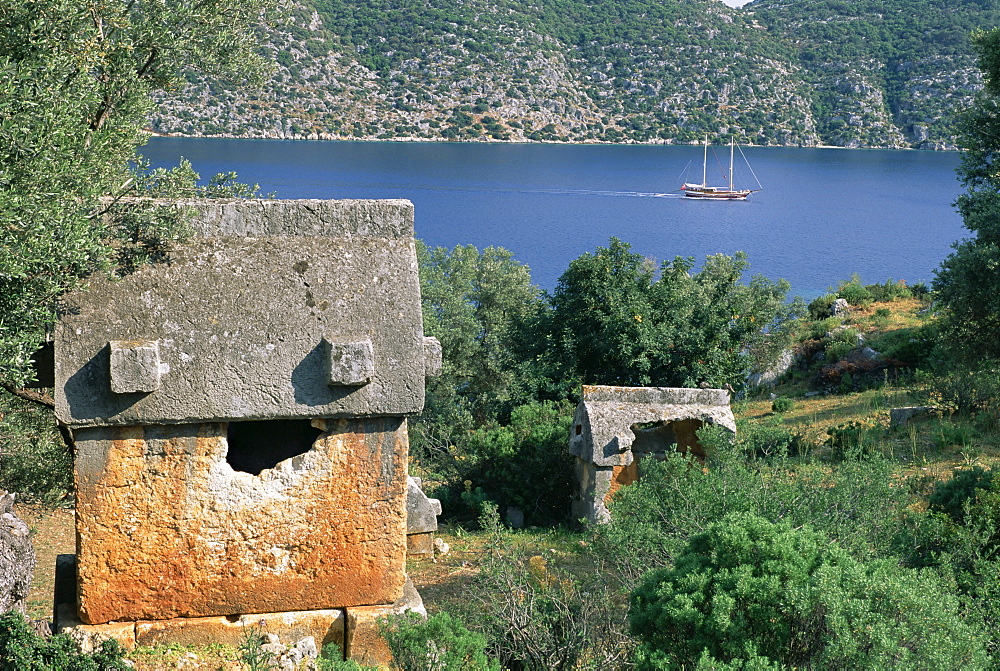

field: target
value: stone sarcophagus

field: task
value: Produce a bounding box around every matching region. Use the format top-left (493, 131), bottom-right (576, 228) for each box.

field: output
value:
top-left (54, 199), bottom-right (438, 660)
top-left (569, 385), bottom-right (736, 524)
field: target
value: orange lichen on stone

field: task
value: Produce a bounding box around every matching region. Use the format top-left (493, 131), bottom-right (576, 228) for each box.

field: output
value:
top-left (605, 462), bottom-right (639, 505)
top-left (406, 532), bottom-right (434, 557)
top-left (345, 605), bottom-right (396, 668)
top-left (73, 418), bottom-right (408, 625)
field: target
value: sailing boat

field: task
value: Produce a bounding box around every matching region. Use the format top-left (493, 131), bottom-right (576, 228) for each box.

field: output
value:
top-left (681, 138), bottom-right (761, 200)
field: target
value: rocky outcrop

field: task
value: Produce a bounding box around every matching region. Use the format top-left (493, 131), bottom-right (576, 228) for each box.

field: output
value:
top-left (0, 492), bottom-right (34, 614)
top-left (145, 0), bottom-right (978, 148)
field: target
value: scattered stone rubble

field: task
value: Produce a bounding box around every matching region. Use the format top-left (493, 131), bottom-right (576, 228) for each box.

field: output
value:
top-left (406, 476), bottom-right (442, 558)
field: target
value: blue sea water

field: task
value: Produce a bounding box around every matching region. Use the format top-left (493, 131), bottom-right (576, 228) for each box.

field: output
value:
top-left (140, 138), bottom-right (967, 299)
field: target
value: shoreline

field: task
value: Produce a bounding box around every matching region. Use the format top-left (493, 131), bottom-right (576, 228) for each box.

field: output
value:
top-left (145, 132), bottom-right (958, 152)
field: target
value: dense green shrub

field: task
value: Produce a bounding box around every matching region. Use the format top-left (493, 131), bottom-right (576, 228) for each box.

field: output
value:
top-left (867, 323), bottom-right (938, 368)
top-left (898, 476), bottom-right (1000, 658)
top-left (629, 512), bottom-right (989, 670)
top-left (824, 419), bottom-right (880, 460)
top-left (927, 362), bottom-right (1000, 415)
top-left (930, 466), bottom-right (994, 524)
top-left (770, 396), bottom-right (794, 413)
top-left (380, 612), bottom-right (499, 671)
top-left (0, 612), bottom-right (129, 670)
top-left (836, 277), bottom-right (874, 307)
top-left (865, 278), bottom-right (913, 302)
top-left (806, 293), bottom-right (837, 320)
top-left (732, 417), bottom-right (796, 459)
top-left (806, 316), bottom-right (842, 340)
top-left (439, 401), bottom-right (574, 526)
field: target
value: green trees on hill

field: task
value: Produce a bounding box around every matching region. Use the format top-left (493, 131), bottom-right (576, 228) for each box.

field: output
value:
top-left (0, 0), bottom-right (274, 393)
top-left (148, 0), bottom-right (1000, 146)
top-left (417, 237), bottom-right (800, 420)
top-left (936, 27), bottom-right (1000, 361)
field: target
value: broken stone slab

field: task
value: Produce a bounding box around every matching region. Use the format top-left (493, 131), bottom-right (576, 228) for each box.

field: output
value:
top-left (0, 491), bottom-right (34, 615)
top-left (569, 385), bottom-right (736, 467)
top-left (569, 385), bottom-right (736, 525)
top-left (406, 476), bottom-right (442, 535)
top-left (890, 406), bottom-right (937, 428)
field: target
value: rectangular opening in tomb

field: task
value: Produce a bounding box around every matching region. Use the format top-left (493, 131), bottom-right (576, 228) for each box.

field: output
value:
top-left (630, 418), bottom-right (707, 461)
top-left (226, 419), bottom-right (324, 475)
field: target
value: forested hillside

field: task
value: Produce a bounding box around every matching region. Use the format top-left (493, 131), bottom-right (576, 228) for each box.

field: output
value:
top-left (149, 0), bottom-right (1000, 148)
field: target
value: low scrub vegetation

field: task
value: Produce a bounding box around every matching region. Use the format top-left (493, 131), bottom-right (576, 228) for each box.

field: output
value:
top-left (387, 271), bottom-right (1000, 670)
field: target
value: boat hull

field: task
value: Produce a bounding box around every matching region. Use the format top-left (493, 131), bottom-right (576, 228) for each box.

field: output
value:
top-left (682, 188), bottom-right (753, 200)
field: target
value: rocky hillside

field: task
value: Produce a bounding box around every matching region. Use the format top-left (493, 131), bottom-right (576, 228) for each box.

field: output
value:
top-left (148, 0), bottom-right (1000, 148)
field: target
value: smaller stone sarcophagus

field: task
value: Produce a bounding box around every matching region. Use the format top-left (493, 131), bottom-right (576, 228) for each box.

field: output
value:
top-left (54, 199), bottom-right (439, 659)
top-left (569, 385), bottom-right (736, 524)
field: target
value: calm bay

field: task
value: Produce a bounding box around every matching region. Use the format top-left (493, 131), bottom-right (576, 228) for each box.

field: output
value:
top-left (141, 138), bottom-right (967, 298)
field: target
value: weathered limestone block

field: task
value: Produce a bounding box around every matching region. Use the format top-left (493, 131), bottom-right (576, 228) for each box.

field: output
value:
top-left (406, 477), bottom-right (441, 534)
top-left (344, 578), bottom-right (426, 667)
top-left (569, 385), bottom-right (736, 524)
top-left (406, 533), bottom-right (434, 557)
top-left (55, 607), bottom-right (347, 654)
top-left (406, 477), bottom-right (441, 557)
top-left (346, 605), bottom-right (395, 668)
top-left (55, 199), bottom-right (427, 427)
top-left (57, 615), bottom-right (138, 653)
top-left (569, 385), bottom-right (736, 467)
top-left (108, 340), bottom-right (162, 393)
top-left (422, 337), bottom-right (442, 377)
top-left (133, 610), bottom-right (345, 651)
top-left (73, 417), bottom-right (408, 624)
top-left (324, 339), bottom-right (375, 386)
top-left (0, 492), bottom-right (34, 614)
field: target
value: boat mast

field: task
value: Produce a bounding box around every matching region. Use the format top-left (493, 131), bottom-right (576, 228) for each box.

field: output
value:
top-left (702, 137), bottom-right (708, 188)
top-left (729, 138), bottom-right (735, 192)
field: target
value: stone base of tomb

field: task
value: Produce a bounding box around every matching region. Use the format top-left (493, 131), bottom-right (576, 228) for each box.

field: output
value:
top-left (53, 554), bottom-right (422, 666)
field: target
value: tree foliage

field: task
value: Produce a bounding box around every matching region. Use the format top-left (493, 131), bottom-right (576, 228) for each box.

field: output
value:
top-left (629, 512), bottom-right (990, 670)
top-left (935, 27), bottom-right (1000, 361)
top-left (542, 238), bottom-right (802, 390)
top-left (0, 0), bottom-right (273, 388)
top-left (414, 241), bottom-right (544, 436)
